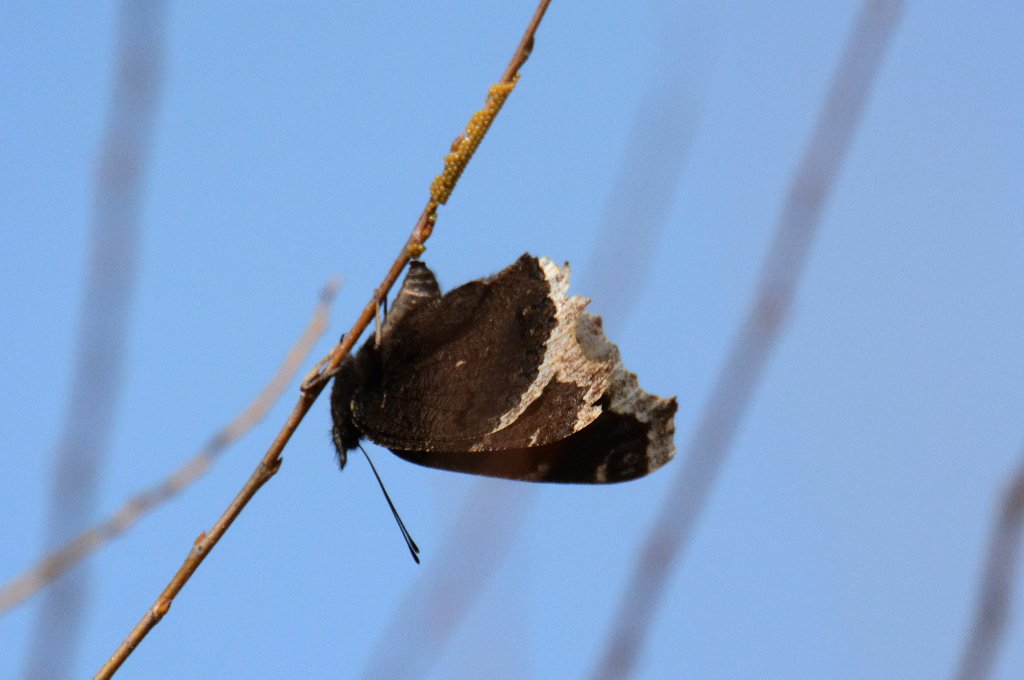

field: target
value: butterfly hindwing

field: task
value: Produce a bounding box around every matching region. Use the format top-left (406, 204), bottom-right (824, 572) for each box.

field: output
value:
top-left (390, 312), bottom-right (678, 483)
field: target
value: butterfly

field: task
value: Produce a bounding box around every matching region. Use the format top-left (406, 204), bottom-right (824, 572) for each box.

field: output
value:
top-left (330, 254), bottom-right (676, 483)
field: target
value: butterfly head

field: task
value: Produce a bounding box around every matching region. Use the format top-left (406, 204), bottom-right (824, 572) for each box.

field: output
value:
top-left (330, 354), bottom-right (366, 470)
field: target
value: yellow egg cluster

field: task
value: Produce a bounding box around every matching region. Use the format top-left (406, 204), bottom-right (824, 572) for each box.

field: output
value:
top-left (430, 74), bottom-right (520, 205)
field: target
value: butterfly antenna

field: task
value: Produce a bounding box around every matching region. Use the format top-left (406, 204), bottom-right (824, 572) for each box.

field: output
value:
top-left (359, 443), bottom-right (420, 564)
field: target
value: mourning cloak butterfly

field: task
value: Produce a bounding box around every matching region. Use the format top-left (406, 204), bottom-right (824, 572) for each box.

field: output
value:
top-left (330, 254), bottom-right (677, 483)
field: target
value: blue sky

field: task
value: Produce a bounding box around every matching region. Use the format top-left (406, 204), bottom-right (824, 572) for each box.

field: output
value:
top-left (2, 2), bottom-right (1023, 678)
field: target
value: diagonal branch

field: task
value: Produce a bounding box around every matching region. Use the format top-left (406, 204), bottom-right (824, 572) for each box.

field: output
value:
top-left (951, 451), bottom-right (1024, 680)
top-left (0, 278), bottom-right (338, 617)
top-left (591, 1), bottom-right (905, 677)
top-left (93, 1), bottom-right (551, 677)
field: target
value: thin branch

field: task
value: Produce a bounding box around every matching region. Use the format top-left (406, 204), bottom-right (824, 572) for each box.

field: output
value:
top-left (951, 452), bottom-right (1024, 680)
top-left (591, 2), bottom-right (905, 677)
top-left (0, 278), bottom-right (338, 617)
top-left (94, 2), bottom-right (551, 677)
top-left (24, 2), bottom-right (167, 678)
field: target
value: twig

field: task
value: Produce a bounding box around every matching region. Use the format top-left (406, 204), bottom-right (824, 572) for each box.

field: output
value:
top-left (0, 279), bottom-right (338, 616)
top-left (362, 481), bottom-right (534, 679)
top-left (94, 2), bottom-right (550, 677)
top-left (24, 2), bottom-right (167, 678)
top-left (590, 2), bottom-right (905, 677)
top-left (951, 452), bottom-right (1024, 680)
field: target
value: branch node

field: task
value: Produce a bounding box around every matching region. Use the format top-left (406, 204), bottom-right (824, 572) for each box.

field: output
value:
top-left (152, 599), bottom-right (171, 619)
top-left (262, 457), bottom-right (283, 478)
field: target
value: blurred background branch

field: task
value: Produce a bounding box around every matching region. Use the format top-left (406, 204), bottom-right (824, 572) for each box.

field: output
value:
top-left (21, 2), bottom-right (167, 678)
top-left (592, 1), bottom-right (905, 677)
top-left (0, 279), bottom-right (337, 616)
top-left (952, 451), bottom-right (1024, 680)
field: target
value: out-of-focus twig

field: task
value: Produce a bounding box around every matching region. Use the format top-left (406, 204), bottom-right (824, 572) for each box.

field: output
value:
top-left (591, 2), bottom-right (905, 677)
top-left (951, 453), bottom-right (1024, 680)
top-left (586, 16), bottom-right (706, 334)
top-left (362, 481), bottom-right (534, 679)
top-left (361, 8), bottom-right (708, 677)
top-left (0, 279), bottom-right (338, 616)
top-left (93, 2), bottom-right (551, 677)
top-left (22, 2), bottom-right (167, 679)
